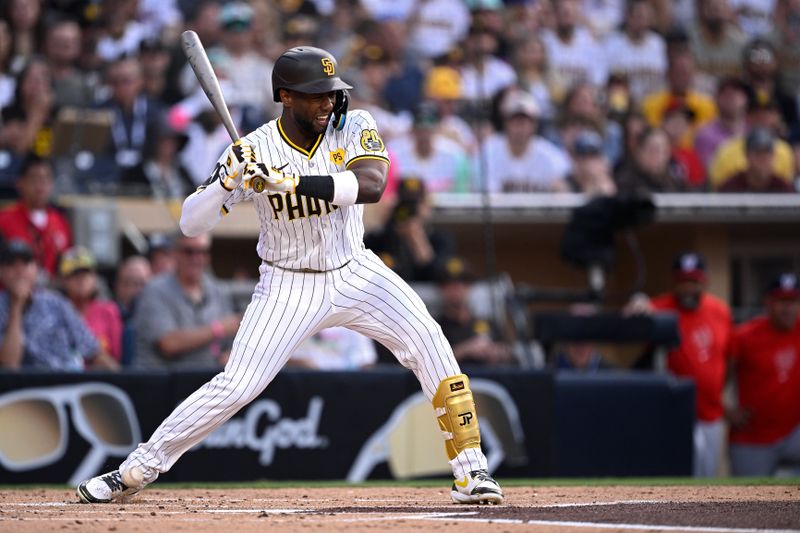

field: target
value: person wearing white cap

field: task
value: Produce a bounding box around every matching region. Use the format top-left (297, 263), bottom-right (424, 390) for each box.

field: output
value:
top-left (478, 89), bottom-right (570, 192)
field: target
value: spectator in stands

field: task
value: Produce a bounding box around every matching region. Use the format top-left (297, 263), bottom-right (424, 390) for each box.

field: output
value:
top-left (113, 254), bottom-right (151, 366)
top-left (481, 89), bottom-right (570, 192)
top-left (136, 0), bottom-right (183, 43)
top-left (768, 0), bottom-right (800, 109)
top-left (731, 0), bottom-right (778, 37)
top-left (43, 18), bottom-right (94, 109)
top-left (791, 128), bottom-right (800, 191)
top-left (557, 82), bottom-right (623, 164)
top-left (133, 233), bottom-right (241, 369)
top-left (97, 57), bottom-right (164, 194)
top-left (137, 37), bottom-right (170, 102)
top-left (407, 0), bottom-right (470, 61)
top-left (741, 38), bottom-right (799, 132)
top-left (59, 246), bottom-right (123, 363)
top-left (615, 127), bottom-right (688, 193)
top-left (688, 0), bottom-right (749, 78)
top-left (0, 155), bottom-right (72, 278)
top-left (347, 44), bottom-right (398, 133)
top-left (387, 102), bottom-right (471, 193)
top-left (147, 232), bottom-right (176, 275)
top-left (162, 0), bottom-right (222, 105)
top-left (0, 239), bottom-right (118, 370)
top-left (718, 127), bottom-right (795, 192)
top-left (709, 94), bottom-right (796, 188)
top-left (214, 1), bottom-right (274, 119)
top-left (616, 110), bottom-right (648, 172)
top-left (0, 57), bottom-right (56, 158)
top-left (364, 178), bottom-right (456, 282)
top-left (728, 272), bottom-right (800, 476)
top-left (631, 252), bottom-right (733, 477)
top-left (565, 130), bottom-right (617, 195)
top-left (512, 35), bottom-right (559, 123)
top-left (95, 0), bottom-right (148, 62)
top-left (142, 120), bottom-right (193, 199)
top-left (422, 66), bottom-right (477, 155)
top-left (641, 36), bottom-right (717, 138)
top-left (288, 327), bottom-right (378, 370)
top-left (694, 76), bottom-right (750, 167)
top-left (604, 0), bottom-right (667, 104)
top-left (435, 256), bottom-right (514, 366)
top-left (551, 303), bottom-right (615, 371)
top-left (661, 102), bottom-right (707, 190)
top-left (541, 0), bottom-right (607, 88)
top-left (4, 0), bottom-right (42, 75)
top-left (458, 22), bottom-right (517, 102)
top-left (0, 20), bottom-right (14, 109)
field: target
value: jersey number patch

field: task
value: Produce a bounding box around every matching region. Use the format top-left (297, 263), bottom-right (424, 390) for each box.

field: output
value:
top-left (360, 129), bottom-right (384, 152)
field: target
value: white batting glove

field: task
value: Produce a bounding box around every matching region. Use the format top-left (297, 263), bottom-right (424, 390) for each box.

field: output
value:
top-left (243, 163), bottom-right (300, 194)
top-left (219, 140), bottom-right (257, 191)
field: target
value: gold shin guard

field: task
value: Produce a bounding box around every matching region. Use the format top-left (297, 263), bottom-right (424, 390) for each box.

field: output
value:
top-left (432, 374), bottom-right (481, 460)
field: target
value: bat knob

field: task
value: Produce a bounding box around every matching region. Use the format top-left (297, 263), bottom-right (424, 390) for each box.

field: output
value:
top-left (252, 177), bottom-right (267, 194)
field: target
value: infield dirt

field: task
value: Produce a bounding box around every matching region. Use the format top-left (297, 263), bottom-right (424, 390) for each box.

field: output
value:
top-left (1, 484), bottom-right (799, 532)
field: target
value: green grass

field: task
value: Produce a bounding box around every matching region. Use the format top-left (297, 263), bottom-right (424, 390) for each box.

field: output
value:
top-left (1, 477), bottom-right (798, 490)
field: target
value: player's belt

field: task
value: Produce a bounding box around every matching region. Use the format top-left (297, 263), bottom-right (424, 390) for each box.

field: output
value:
top-left (263, 260), bottom-right (351, 274)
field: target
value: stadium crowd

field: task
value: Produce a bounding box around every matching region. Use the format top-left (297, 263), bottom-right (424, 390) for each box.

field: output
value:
top-left (0, 0), bottom-right (796, 197)
top-left (0, 0), bottom-right (798, 476)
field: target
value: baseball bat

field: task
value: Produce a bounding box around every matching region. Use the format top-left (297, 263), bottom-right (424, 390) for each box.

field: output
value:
top-left (180, 30), bottom-right (266, 192)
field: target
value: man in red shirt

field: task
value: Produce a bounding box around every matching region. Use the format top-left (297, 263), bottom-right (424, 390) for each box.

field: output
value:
top-left (0, 155), bottom-right (72, 278)
top-left (649, 252), bottom-right (733, 477)
top-left (728, 273), bottom-right (800, 476)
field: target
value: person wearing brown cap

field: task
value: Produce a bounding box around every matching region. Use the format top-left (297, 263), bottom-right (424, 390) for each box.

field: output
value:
top-left (727, 273), bottom-right (800, 476)
top-left (633, 252), bottom-right (734, 477)
top-left (718, 127), bottom-right (794, 192)
top-left (0, 239), bottom-right (118, 370)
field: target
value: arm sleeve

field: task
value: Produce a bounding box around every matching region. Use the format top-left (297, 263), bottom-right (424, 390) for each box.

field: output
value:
top-left (179, 148), bottom-right (254, 236)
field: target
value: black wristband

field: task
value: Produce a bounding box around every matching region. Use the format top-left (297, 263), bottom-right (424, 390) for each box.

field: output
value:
top-left (295, 175), bottom-right (335, 201)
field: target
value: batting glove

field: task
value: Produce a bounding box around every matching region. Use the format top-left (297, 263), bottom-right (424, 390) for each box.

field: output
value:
top-left (243, 163), bottom-right (299, 194)
top-left (219, 140), bottom-right (257, 191)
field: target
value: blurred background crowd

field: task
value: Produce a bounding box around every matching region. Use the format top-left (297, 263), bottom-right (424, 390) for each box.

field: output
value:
top-left (0, 0), bottom-right (798, 477)
top-left (0, 0), bottom-right (797, 198)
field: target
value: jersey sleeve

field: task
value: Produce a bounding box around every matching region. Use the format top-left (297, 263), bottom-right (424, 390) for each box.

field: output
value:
top-left (343, 110), bottom-right (391, 169)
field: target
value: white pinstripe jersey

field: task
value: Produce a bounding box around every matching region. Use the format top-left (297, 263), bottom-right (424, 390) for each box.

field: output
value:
top-left (217, 110), bottom-right (389, 271)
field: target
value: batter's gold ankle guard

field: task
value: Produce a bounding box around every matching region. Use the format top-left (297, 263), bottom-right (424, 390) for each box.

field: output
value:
top-left (432, 374), bottom-right (481, 460)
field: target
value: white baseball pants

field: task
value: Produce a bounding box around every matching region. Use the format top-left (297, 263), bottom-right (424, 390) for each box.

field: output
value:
top-left (121, 250), bottom-right (487, 482)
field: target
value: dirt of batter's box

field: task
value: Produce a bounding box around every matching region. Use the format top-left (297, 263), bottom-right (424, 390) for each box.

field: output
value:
top-left (0, 485), bottom-right (798, 533)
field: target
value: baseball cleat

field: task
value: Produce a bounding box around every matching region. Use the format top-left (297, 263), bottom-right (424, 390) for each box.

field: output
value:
top-left (451, 469), bottom-right (504, 505)
top-left (77, 470), bottom-right (140, 504)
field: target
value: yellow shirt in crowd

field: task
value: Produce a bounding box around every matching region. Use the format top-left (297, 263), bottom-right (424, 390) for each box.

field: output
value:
top-left (709, 137), bottom-right (795, 188)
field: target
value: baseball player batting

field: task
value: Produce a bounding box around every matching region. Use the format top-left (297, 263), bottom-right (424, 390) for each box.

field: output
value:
top-left (77, 46), bottom-right (503, 505)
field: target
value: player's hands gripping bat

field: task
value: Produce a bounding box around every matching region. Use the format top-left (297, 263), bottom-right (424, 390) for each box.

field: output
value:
top-left (181, 29), bottom-right (268, 192)
top-left (217, 140), bottom-right (257, 191)
top-left (243, 163), bottom-right (300, 194)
